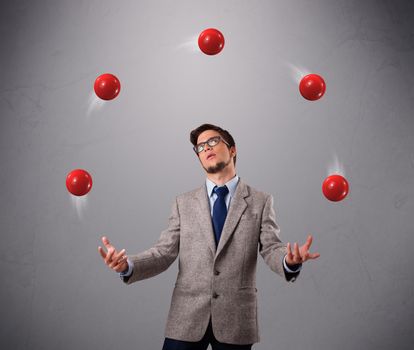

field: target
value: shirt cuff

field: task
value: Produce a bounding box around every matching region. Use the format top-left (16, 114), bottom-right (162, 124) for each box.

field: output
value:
top-left (119, 258), bottom-right (133, 277)
top-left (283, 254), bottom-right (302, 273)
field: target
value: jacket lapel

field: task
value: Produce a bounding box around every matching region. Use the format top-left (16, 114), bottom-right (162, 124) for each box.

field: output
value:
top-left (195, 185), bottom-right (217, 257)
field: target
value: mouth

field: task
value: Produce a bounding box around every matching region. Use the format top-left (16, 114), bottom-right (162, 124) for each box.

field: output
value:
top-left (207, 154), bottom-right (216, 160)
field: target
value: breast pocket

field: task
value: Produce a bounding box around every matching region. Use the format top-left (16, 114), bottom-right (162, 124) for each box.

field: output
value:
top-left (240, 212), bottom-right (258, 221)
top-left (238, 212), bottom-right (260, 243)
top-left (239, 212), bottom-right (259, 231)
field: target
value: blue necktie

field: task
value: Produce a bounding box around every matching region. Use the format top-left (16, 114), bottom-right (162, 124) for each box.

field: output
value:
top-left (212, 185), bottom-right (229, 246)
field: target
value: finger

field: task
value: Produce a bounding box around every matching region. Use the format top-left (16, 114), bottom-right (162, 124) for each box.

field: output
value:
top-left (114, 259), bottom-right (128, 273)
top-left (309, 252), bottom-right (321, 259)
top-left (286, 242), bottom-right (294, 260)
top-left (111, 255), bottom-right (127, 270)
top-left (98, 246), bottom-right (107, 259)
top-left (294, 242), bottom-right (301, 262)
top-left (305, 235), bottom-right (313, 249)
top-left (102, 236), bottom-right (114, 250)
top-left (105, 247), bottom-right (116, 264)
top-left (114, 249), bottom-right (126, 261)
top-left (109, 249), bottom-right (126, 268)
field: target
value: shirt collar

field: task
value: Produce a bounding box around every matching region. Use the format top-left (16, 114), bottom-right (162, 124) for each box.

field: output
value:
top-left (206, 175), bottom-right (240, 198)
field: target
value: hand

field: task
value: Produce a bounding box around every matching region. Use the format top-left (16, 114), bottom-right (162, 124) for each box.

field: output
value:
top-left (98, 236), bottom-right (128, 273)
top-left (285, 235), bottom-right (320, 266)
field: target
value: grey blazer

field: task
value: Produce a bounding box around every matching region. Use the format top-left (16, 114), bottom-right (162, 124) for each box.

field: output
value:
top-left (122, 179), bottom-right (300, 345)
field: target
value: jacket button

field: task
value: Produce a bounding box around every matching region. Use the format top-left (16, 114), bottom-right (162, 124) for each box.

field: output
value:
top-left (212, 292), bottom-right (219, 298)
top-left (214, 270), bottom-right (220, 275)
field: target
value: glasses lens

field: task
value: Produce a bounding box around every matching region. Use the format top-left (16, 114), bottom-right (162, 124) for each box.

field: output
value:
top-left (208, 137), bottom-right (220, 147)
top-left (195, 136), bottom-right (221, 153)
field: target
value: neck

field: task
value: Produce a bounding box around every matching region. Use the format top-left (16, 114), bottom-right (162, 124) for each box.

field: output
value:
top-left (206, 167), bottom-right (236, 186)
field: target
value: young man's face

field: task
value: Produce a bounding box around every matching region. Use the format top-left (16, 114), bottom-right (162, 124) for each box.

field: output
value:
top-left (196, 130), bottom-right (236, 174)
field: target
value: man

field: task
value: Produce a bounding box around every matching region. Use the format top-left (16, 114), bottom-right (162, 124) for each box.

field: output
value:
top-left (98, 123), bottom-right (320, 349)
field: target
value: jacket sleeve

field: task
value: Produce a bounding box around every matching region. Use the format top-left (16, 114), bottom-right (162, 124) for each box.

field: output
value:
top-left (258, 194), bottom-right (300, 283)
top-left (121, 197), bottom-right (180, 285)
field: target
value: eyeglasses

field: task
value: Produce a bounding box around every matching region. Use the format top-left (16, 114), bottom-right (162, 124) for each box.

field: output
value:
top-left (193, 136), bottom-right (230, 154)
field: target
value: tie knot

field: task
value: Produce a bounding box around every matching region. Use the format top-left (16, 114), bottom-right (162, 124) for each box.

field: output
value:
top-left (214, 185), bottom-right (229, 198)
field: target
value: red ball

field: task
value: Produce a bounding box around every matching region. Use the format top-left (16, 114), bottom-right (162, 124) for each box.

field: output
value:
top-left (94, 73), bottom-right (121, 100)
top-left (322, 174), bottom-right (349, 202)
top-left (66, 169), bottom-right (93, 196)
top-left (299, 74), bottom-right (326, 101)
top-left (198, 28), bottom-right (225, 55)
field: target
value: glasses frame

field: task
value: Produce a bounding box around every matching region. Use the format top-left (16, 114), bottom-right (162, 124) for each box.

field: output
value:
top-left (193, 135), bottom-right (230, 154)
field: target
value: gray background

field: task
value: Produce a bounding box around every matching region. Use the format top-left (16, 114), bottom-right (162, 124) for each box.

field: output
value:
top-left (1, 0), bottom-right (413, 349)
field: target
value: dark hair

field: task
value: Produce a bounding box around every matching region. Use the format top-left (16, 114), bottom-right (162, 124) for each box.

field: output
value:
top-left (190, 123), bottom-right (237, 166)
